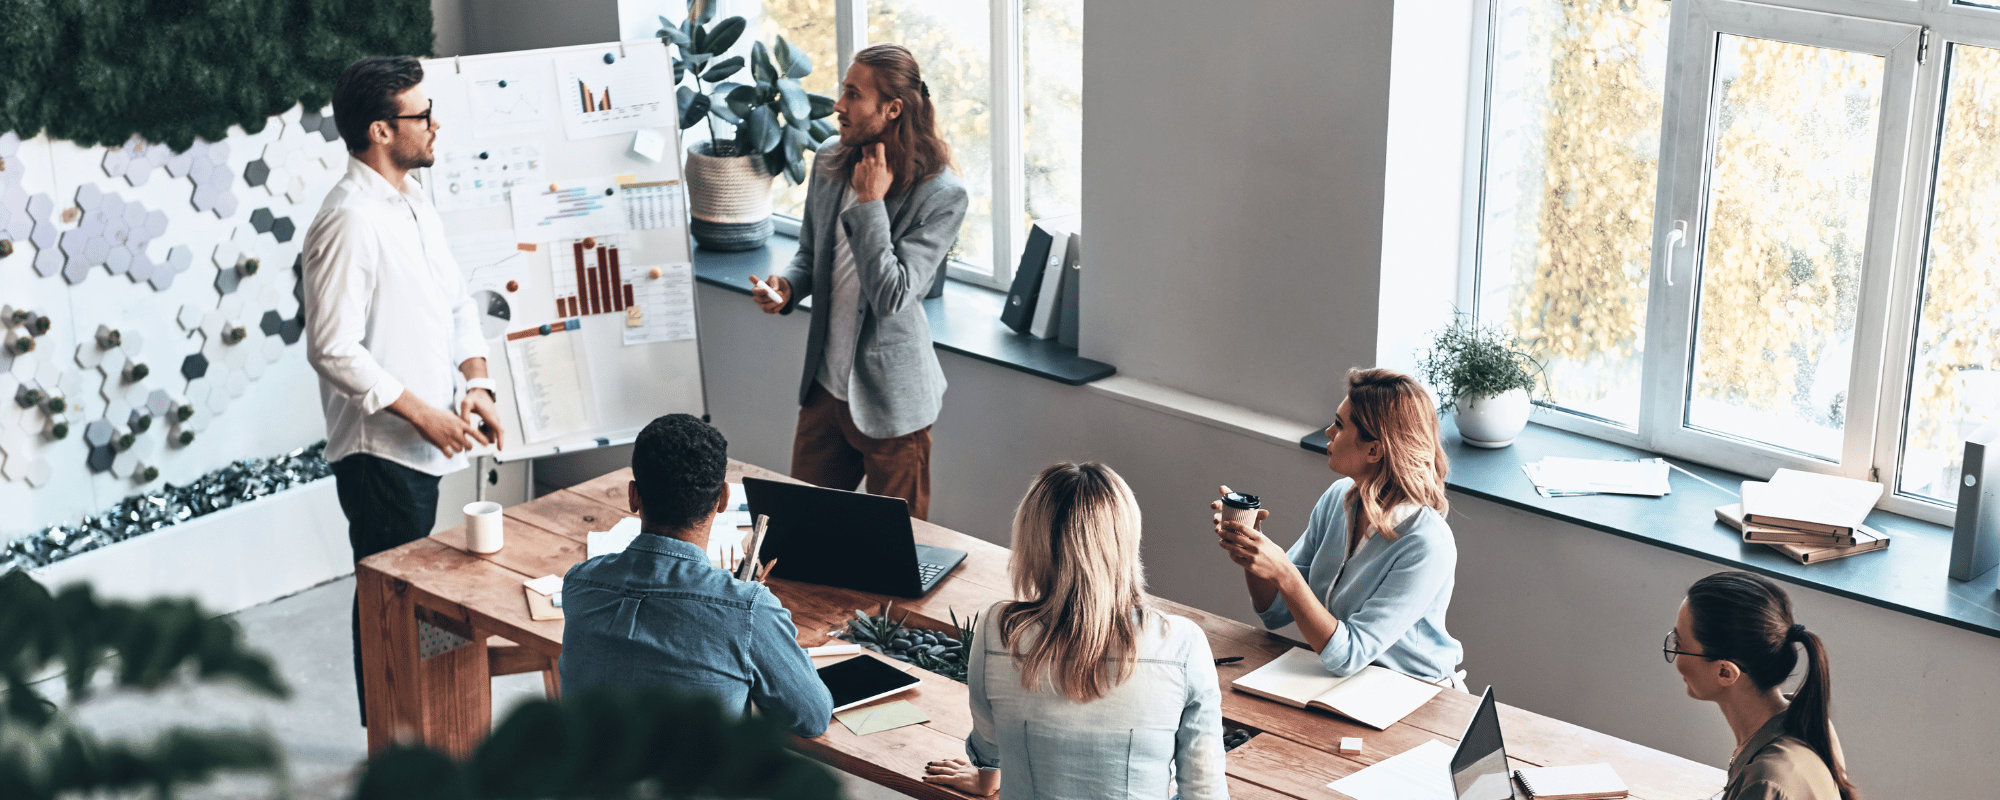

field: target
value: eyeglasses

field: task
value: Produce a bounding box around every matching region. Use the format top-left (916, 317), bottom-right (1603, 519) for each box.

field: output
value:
top-left (384, 99), bottom-right (435, 130)
top-left (1662, 629), bottom-right (1708, 663)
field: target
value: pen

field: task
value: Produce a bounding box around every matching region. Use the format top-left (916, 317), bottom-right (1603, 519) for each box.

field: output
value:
top-left (1213, 656), bottom-right (1243, 666)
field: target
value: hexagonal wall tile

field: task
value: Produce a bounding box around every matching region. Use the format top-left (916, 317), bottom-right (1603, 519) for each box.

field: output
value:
top-left (179, 352), bottom-right (209, 381)
top-left (149, 245), bottom-right (193, 291)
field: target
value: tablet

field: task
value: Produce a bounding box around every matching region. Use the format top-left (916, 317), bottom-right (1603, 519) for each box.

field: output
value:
top-left (817, 655), bottom-right (922, 713)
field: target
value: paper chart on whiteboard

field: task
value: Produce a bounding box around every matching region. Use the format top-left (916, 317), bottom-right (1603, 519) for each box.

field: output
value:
top-left (621, 181), bottom-right (684, 231)
top-left (503, 320), bottom-right (596, 444)
top-left (431, 143), bottom-right (547, 213)
top-left (511, 176), bottom-right (627, 243)
top-left (465, 64), bottom-right (555, 139)
top-left (557, 49), bottom-right (675, 140)
top-left (552, 235), bottom-right (638, 318)
top-left (447, 233), bottom-right (528, 290)
top-left (622, 261), bottom-right (694, 345)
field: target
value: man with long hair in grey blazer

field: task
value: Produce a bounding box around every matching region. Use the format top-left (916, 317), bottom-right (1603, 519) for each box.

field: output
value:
top-left (751, 43), bottom-right (967, 520)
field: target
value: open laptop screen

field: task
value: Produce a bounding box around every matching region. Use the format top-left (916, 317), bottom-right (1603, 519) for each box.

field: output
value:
top-left (1451, 687), bottom-right (1513, 800)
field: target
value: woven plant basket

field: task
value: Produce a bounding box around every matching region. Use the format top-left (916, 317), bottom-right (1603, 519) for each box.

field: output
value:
top-left (685, 140), bottom-right (775, 251)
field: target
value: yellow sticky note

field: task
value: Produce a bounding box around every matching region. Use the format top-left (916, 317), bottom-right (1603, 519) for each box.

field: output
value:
top-left (835, 699), bottom-right (929, 736)
top-left (614, 173), bottom-right (638, 185)
top-left (625, 305), bottom-right (643, 327)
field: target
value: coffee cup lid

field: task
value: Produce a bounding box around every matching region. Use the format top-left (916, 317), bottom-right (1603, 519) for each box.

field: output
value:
top-left (1221, 492), bottom-right (1260, 510)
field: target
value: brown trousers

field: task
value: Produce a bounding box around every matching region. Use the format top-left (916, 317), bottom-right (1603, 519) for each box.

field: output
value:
top-left (791, 382), bottom-right (932, 520)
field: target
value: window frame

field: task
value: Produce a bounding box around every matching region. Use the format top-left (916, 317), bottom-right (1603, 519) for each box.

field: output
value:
top-left (768, 0), bottom-right (1041, 292)
top-left (1465, 0), bottom-right (2000, 526)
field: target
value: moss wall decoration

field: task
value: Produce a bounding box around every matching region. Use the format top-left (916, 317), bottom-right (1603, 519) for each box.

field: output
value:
top-left (0, 0), bottom-right (435, 151)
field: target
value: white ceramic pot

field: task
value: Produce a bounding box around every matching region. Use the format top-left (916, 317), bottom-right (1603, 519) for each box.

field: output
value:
top-left (1454, 388), bottom-right (1531, 448)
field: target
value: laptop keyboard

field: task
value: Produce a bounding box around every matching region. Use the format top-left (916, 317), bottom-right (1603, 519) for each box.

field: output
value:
top-left (916, 561), bottom-right (947, 585)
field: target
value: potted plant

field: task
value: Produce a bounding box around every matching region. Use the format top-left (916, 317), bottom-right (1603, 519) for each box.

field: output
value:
top-left (1417, 313), bottom-right (1546, 448)
top-left (662, 0), bottom-right (836, 251)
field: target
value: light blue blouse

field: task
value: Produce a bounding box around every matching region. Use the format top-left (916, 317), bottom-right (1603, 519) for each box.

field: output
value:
top-left (963, 603), bottom-right (1228, 800)
top-left (1256, 478), bottom-right (1463, 681)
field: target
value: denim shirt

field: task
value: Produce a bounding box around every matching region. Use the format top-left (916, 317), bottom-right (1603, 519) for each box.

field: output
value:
top-left (964, 603), bottom-right (1228, 800)
top-left (1256, 478), bottom-right (1463, 681)
top-left (557, 534), bottom-right (834, 737)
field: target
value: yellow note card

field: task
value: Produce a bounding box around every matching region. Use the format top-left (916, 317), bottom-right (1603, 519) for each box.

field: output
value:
top-left (835, 699), bottom-right (929, 736)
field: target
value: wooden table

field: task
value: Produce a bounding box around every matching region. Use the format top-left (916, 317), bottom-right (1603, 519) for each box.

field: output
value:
top-left (357, 461), bottom-right (1725, 799)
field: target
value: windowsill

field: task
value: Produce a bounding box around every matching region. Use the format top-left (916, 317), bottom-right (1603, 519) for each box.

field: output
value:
top-left (1301, 422), bottom-right (2000, 639)
top-left (691, 233), bottom-right (1116, 386)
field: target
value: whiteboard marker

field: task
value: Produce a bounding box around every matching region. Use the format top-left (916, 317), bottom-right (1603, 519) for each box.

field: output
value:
top-left (751, 277), bottom-right (785, 305)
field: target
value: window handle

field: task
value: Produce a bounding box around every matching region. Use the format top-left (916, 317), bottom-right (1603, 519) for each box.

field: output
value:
top-left (1664, 220), bottom-right (1688, 286)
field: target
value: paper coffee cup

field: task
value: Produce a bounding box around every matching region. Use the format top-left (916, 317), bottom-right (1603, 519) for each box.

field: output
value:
top-left (465, 501), bottom-right (505, 553)
top-left (1219, 491), bottom-right (1261, 528)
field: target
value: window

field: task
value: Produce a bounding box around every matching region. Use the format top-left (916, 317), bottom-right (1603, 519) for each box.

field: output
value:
top-left (1471, 0), bottom-right (2000, 524)
top-left (758, 0), bottom-right (1082, 289)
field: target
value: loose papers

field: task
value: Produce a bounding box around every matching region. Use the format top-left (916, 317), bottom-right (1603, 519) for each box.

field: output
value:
top-left (1522, 457), bottom-right (1670, 498)
top-left (1326, 739), bottom-right (1456, 800)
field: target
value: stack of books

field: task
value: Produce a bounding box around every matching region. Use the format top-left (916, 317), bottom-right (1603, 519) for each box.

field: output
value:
top-left (1715, 469), bottom-right (1889, 564)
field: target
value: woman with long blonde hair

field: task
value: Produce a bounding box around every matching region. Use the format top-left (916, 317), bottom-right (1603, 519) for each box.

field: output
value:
top-left (923, 463), bottom-right (1227, 799)
top-left (1214, 368), bottom-right (1463, 684)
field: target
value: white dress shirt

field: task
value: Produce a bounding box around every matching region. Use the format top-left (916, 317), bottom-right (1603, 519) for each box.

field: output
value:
top-left (815, 191), bottom-right (863, 401)
top-left (302, 157), bottom-right (487, 476)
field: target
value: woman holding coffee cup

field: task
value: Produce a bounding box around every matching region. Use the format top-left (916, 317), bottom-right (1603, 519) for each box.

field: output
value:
top-left (1213, 368), bottom-right (1463, 685)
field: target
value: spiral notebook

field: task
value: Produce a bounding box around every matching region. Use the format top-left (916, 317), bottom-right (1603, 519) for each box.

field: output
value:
top-left (1512, 764), bottom-right (1627, 800)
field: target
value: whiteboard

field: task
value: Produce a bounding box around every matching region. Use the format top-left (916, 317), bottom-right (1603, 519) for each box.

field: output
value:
top-left (419, 40), bottom-right (705, 462)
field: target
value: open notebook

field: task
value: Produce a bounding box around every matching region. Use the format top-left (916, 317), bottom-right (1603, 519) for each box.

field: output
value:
top-left (1231, 648), bottom-right (1443, 729)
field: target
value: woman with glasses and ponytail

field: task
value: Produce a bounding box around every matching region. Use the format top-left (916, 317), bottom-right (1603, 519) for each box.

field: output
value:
top-left (1668, 571), bottom-right (1858, 800)
top-left (1213, 368), bottom-right (1464, 687)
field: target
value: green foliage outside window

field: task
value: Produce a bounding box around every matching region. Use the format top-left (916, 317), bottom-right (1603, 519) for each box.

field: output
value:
top-left (0, 0), bottom-right (434, 151)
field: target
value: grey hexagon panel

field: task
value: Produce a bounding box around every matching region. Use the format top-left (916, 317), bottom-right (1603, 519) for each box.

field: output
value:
top-left (52, 186), bottom-right (169, 286)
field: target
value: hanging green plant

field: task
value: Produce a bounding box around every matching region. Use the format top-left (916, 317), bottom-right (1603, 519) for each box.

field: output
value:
top-left (0, 1), bottom-right (434, 150)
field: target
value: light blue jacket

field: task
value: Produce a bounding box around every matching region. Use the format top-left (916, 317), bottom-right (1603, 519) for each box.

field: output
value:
top-left (1257, 478), bottom-right (1463, 681)
top-left (964, 603), bottom-right (1228, 800)
top-left (557, 535), bottom-right (834, 737)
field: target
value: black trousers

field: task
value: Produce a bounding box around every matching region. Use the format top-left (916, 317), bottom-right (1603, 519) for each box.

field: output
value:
top-left (333, 453), bottom-right (441, 727)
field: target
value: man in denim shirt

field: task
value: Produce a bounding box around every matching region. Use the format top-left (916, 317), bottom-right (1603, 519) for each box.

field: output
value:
top-left (558, 414), bottom-right (834, 736)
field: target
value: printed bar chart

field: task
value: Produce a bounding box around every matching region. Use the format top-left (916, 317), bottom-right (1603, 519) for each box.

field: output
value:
top-left (576, 81), bottom-right (614, 113)
top-left (555, 236), bottom-right (636, 317)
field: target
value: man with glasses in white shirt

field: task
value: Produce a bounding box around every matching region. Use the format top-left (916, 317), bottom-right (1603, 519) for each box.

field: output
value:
top-left (302, 55), bottom-right (503, 725)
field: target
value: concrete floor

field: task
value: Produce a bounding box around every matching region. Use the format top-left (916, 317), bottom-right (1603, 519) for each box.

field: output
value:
top-left (36, 576), bottom-right (904, 800)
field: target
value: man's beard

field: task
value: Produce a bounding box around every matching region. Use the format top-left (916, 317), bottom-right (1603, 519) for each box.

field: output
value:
top-left (393, 141), bottom-right (435, 171)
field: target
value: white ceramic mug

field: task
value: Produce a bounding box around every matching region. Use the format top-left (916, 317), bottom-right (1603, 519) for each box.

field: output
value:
top-left (465, 501), bottom-right (504, 553)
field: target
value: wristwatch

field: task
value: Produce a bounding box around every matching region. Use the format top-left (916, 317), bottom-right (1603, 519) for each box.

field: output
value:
top-left (464, 377), bottom-right (498, 401)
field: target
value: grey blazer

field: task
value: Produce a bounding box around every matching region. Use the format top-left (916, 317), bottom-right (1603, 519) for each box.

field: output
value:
top-left (779, 142), bottom-right (968, 439)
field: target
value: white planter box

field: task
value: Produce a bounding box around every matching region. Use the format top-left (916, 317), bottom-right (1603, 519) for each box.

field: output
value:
top-left (29, 479), bottom-right (350, 615)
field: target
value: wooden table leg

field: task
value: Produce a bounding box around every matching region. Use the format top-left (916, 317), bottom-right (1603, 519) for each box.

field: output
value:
top-left (414, 607), bottom-right (492, 758)
top-left (358, 566), bottom-right (494, 757)
top-left (357, 563), bottom-right (418, 755)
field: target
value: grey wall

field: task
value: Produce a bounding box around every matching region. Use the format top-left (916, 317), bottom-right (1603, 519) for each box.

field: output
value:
top-left (462, 0), bottom-right (620, 56)
top-left (1081, 0), bottom-right (1395, 427)
top-left (431, 0), bottom-right (466, 57)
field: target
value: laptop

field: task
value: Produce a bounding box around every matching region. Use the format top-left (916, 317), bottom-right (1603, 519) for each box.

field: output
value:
top-left (1451, 687), bottom-right (1520, 800)
top-left (740, 478), bottom-right (968, 598)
